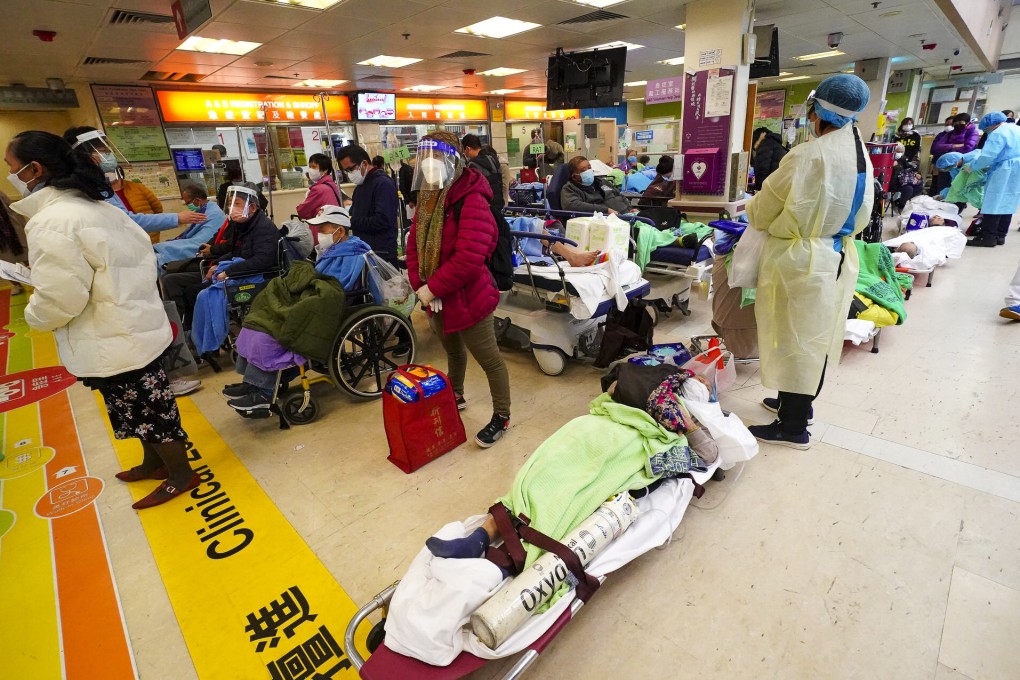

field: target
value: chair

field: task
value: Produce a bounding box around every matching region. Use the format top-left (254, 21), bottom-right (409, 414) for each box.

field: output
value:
top-left (545, 164), bottom-right (573, 212)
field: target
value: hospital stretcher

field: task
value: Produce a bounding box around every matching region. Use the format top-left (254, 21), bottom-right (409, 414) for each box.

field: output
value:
top-left (343, 462), bottom-right (729, 680)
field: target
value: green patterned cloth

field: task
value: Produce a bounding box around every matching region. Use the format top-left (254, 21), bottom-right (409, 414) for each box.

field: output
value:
top-left (853, 240), bottom-right (907, 325)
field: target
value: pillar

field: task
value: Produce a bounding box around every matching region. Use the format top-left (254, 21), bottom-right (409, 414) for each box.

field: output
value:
top-left (854, 57), bottom-right (892, 142)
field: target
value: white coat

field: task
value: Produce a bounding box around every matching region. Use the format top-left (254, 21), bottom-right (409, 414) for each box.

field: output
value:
top-left (746, 123), bottom-right (874, 395)
top-left (11, 187), bottom-right (172, 378)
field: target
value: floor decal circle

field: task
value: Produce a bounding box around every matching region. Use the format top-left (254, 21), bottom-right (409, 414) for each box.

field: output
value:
top-left (35, 476), bottom-right (105, 519)
top-left (0, 445), bottom-right (55, 480)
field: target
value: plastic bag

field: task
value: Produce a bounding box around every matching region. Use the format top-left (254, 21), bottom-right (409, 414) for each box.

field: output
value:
top-left (364, 251), bottom-right (416, 317)
top-left (728, 226), bottom-right (766, 289)
top-left (681, 379), bottom-right (758, 469)
top-left (682, 340), bottom-right (736, 397)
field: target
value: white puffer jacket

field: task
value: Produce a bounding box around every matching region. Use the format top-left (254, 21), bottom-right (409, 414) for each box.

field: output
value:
top-left (12, 187), bottom-right (172, 378)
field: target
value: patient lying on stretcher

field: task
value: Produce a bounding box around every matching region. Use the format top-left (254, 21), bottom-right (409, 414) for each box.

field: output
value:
top-left (425, 365), bottom-right (719, 566)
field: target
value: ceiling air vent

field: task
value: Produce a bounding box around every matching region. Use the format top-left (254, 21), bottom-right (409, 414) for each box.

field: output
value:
top-left (110, 9), bottom-right (176, 25)
top-left (439, 50), bottom-right (492, 59)
top-left (82, 56), bottom-right (147, 66)
top-left (558, 10), bottom-right (628, 25)
top-left (141, 71), bottom-right (206, 83)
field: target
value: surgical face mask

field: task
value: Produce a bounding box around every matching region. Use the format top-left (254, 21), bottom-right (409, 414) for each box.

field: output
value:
top-left (420, 157), bottom-right (447, 186)
top-left (97, 153), bottom-right (118, 174)
top-left (7, 163), bottom-right (36, 198)
top-left (901, 124), bottom-right (913, 132)
top-left (944, 125), bottom-right (953, 132)
top-left (894, 152), bottom-right (904, 160)
top-left (628, 156), bottom-right (637, 163)
top-left (186, 202), bottom-right (202, 212)
top-left (579, 169), bottom-right (595, 186)
top-left (317, 231), bottom-right (336, 251)
top-left (347, 164), bottom-right (366, 186)
top-left (661, 173), bottom-right (672, 181)
top-left (308, 168), bottom-right (323, 182)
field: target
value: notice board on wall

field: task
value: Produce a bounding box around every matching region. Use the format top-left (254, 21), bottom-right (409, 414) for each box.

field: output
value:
top-left (681, 68), bottom-right (736, 196)
top-left (91, 85), bottom-right (171, 162)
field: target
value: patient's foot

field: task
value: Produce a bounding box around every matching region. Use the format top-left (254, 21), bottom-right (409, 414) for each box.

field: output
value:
top-left (564, 250), bottom-right (600, 267)
top-left (426, 526), bottom-right (491, 559)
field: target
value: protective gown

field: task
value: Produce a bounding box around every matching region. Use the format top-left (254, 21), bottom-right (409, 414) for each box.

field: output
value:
top-left (746, 123), bottom-right (874, 395)
top-left (970, 123), bottom-right (1020, 216)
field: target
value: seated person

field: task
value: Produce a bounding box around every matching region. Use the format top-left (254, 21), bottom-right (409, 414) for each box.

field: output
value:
top-left (560, 156), bottom-right (631, 215)
top-left (891, 153), bottom-right (924, 212)
top-left (161, 184), bottom-right (279, 331)
top-left (640, 156), bottom-right (679, 203)
top-left (154, 184), bottom-right (226, 272)
top-left (223, 207), bottom-right (372, 414)
top-left (519, 157), bottom-right (539, 184)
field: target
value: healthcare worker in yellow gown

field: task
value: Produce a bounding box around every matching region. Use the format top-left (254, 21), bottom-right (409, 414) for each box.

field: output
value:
top-left (745, 74), bottom-right (875, 450)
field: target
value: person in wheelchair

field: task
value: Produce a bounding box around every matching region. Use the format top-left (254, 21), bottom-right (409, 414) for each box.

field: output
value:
top-left (223, 207), bottom-right (372, 414)
top-left (161, 184), bottom-right (279, 331)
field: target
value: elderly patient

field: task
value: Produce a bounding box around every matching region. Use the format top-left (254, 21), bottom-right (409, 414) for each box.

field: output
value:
top-left (154, 184), bottom-right (226, 272)
top-left (223, 206), bottom-right (374, 415)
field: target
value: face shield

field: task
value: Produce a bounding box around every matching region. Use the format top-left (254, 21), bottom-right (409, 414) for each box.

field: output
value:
top-left (411, 138), bottom-right (461, 192)
top-left (72, 130), bottom-right (129, 179)
top-left (224, 185), bottom-right (260, 223)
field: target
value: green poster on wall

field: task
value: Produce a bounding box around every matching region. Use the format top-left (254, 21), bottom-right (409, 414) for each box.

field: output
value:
top-left (507, 138), bottom-right (520, 154)
top-left (105, 126), bottom-right (171, 162)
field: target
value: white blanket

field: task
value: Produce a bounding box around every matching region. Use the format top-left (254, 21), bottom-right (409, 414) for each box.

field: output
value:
top-left (884, 226), bottom-right (966, 263)
top-left (517, 257), bottom-right (643, 317)
top-left (845, 319), bottom-right (878, 345)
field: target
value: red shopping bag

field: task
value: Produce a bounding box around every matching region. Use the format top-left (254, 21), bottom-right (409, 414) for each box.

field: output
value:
top-left (382, 365), bottom-right (466, 474)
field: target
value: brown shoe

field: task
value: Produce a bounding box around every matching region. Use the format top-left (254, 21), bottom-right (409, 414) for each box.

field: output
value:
top-left (115, 466), bottom-right (169, 483)
top-left (132, 473), bottom-right (200, 510)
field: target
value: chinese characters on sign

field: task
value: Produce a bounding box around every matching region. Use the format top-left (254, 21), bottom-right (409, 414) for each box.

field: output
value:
top-left (681, 68), bottom-right (735, 196)
top-left (156, 91), bottom-right (352, 124)
top-left (504, 101), bottom-right (580, 120)
top-left (393, 97), bottom-right (488, 121)
top-left (645, 77), bottom-right (684, 105)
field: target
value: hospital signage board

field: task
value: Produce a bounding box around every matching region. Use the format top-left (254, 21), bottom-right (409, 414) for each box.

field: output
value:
top-left (681, 68), bottom-right (735, 196)
top-left (634, 130), bottom-right (654, 142)
top-left (91, 85), bottom-right (171, 162)
top-left (504, 100), bottom-right (580, 120)
top-left (645, 77), bottom-right (684, 105)
top-left (156, 90), bottom-right (352, 124)
top-left (393, 96), bottom-right (488, 121)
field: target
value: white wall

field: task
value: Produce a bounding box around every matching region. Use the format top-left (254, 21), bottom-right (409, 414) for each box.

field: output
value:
top-left (983, 74), bottom-right (1020, 114)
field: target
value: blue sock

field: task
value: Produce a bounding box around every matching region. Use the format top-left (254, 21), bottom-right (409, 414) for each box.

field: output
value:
top-left (426, 526), bottom-right (490, 559)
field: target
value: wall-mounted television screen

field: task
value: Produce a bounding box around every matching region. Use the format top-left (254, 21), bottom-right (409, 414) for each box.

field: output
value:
top-left (546, 47), bottom-right (627, 110)
top-left (356, 92), bottom-right (396, 120)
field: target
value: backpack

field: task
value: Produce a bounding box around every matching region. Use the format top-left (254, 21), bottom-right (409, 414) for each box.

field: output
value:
top-left (469, 156), bottom-right (506, 212)
top-left (451, 196), bottom-right (514, 292)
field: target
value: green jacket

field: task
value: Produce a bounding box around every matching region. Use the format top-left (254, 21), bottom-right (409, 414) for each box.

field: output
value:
top-left (242, 260), bottom-right (346, 363)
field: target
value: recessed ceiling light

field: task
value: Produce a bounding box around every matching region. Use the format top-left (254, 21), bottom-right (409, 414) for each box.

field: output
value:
top-left (624, 80), bottom-right (647, 87)
top-left (569, 0), bottom-right (627, 7)
top-left (255, 0), bottom-right (344, 8)
top-left (879, 10), bottom-right (902, 17)
top-left (657, 57), bottom-right (685, 66)
top-left (294, 79), bottom-right (347, 87)
top-left (589, 41), bottom-right (644, 51)
top-left (402, 85), bottom-right (444, 92)
top-left (675, 24), bottom-right (686, 31)
top-left (479, 67), bottom-right (528, 77)
top-left (177, 36), bottom-right (262, 56)
top-left (776, 71), bottom-right (792, 77)
top-left (779, 75), bottom-right (810, 81)
top-left (484, 89), bottom-right (522, 95)
top-left (456, 17), bottom-right (541, 39)
top-left (794, 50), bottom-right (845, 61)
top-left (357, 55), bottom-right (422, 68)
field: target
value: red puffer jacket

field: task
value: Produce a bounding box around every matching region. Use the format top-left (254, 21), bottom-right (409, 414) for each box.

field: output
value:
top-left (407, 168), bottom-right (498, 334)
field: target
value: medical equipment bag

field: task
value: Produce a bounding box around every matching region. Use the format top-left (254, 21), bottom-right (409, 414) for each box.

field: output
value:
top-left (383, 364), bottom-right (466, 473)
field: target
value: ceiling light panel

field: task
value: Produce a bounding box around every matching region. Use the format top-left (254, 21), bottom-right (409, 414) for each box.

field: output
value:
top-left (294, 79), bottom-right (347, 87)
top-left (793, 50), bottom-right (845, 61)
top-left (589, 41), bottom-right (644, 51)
top-left (254, 0), bottom-right (345, 8)
top-left (456, 17), bottom-right (541, 39)
top-left (358, 55), bottom-right (422, 68)
top-left (569, 0), bottom-right (627, 6)
top-left (178, 36), bottom-right (262, 56)
top-left (484, 89), bottom-right (521, 95)
top-left (658, 57), bottom-right (685, 66)
top-left (479, 67), bottom-right (528, 76)
top-left (402, 85), bottom-right (444, 92)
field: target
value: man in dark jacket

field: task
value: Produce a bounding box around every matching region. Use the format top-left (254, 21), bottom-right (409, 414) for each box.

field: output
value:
top-left (462, 134), bottom-right (505, 212)
top-left (338, 144), bottom-right (399, 267)
top-left (561, 156), bottom-right (631, 213)
top-left (751, 127), bottom-right (788, 190)
top-left (930, 113), bottom-right (980, 194)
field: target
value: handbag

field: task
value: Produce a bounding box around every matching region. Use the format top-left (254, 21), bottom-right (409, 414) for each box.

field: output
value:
top-left (382, 365), bottom-right (466, 474)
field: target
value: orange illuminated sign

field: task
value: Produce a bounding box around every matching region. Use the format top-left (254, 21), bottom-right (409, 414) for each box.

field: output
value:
top-left (393, 97), bottom-right (488, 121)
top-left (504, 101), bottom-right (580, 121)
top-left (156, 90), bottom-right (352, 124)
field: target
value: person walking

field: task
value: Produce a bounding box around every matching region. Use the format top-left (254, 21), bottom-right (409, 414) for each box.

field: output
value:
top-left (337, 144), bottom-right (399, 268)
top-left (5, 130), bottom-right (196, 509)
top-left (405, 131), bottom-right (511, 448)
top-left (966, 112), bottom-right (1020, 247)
top-left (744, 74), bottom-right (874, 449)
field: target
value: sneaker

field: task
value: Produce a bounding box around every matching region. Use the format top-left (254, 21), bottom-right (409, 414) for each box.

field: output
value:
top-left (170, 378), bottom-right (202, 396)
top-left (455, 394), bottom-right (467, 411)
top-left (221, 382), bottom-right (251, 398)
top-left (749, 421), bottom-right (811, 450)
top-left (967, 237), bottom-right (997, 248)
top-left (475, 413), bottom-right (510, 448)
top-left (1000, 305), bottom-right (1020, 321)
top-left (761, 397), bottom-right (814, 425)
top-left (227, 391), bottom-right (271, 414)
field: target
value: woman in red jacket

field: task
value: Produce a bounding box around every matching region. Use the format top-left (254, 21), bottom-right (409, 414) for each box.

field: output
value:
top-left (295, 152), bottom-right (344, 238)
top-left (406, 131), bottom-right (511, 447)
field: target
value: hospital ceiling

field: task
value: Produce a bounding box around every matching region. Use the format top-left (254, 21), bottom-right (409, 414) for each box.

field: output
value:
top-left (0, 0), bottom-right (994, 98)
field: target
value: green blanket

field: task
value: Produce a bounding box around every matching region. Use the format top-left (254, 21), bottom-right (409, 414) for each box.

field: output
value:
top-left (946, 166), bottom-right (985, 209)
top-left (853, 240), bottom-right (907, 325)
top-left (635, 223), bottom-right (679, 271)
top-left (677, 221), bottom-right (713, 240)
top-left (499, 394), bottom-right (683, 569)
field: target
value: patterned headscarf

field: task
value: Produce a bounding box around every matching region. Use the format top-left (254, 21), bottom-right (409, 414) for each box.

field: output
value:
top-left (415, 130), bottom-right (464, 281)
top-left (646, 371), bottom-right (697, 434)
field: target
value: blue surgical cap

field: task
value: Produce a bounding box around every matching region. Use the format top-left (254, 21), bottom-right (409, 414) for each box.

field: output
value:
top-left (810, 74), bottom-right (871, 128)
top-left (936, 152), bottom-right (962, 170)
top-left (979, 111), bottom-right (1007, 130)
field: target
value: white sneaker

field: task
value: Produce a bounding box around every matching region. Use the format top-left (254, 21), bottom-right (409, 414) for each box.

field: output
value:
top-left (169, 378), bottom-right (202, 396)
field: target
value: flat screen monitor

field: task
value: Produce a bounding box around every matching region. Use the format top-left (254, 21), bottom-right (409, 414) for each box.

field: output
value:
top-left (172, 147), bottom-right (205, 172)
top-left (546, 47), bottom-right (626, 110)
top-left (356, 92), bottom-right (396, 120)
top-left (749, 26), bottom-right (780, 79)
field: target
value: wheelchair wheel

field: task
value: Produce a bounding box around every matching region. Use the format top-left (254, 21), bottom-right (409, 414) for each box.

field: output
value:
top-left (329, 306), bottom-right (416, 399)
top-left (282, 392), bottom-right (319, 425)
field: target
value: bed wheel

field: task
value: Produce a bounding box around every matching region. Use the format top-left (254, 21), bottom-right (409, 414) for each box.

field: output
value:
top-left (672, 294), bottom-right (691, 316)
top-left (712, 468), bottom-right (726, 482)
top-left (282, 392), bottom-right (320, 425)
top-left (533, 347), bottom-right (567, 376)
top-left (366, 620), bottom-right (387, 654)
